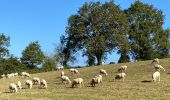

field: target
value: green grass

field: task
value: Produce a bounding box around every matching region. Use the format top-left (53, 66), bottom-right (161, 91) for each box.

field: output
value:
top-left (1, 58), bottom-right (170, 100)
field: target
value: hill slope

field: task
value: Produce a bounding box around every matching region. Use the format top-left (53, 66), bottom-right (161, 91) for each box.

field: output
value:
top-left (0, 58), bottom-right (170, 100)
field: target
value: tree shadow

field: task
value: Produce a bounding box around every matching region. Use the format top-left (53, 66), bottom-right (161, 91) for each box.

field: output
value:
top-left (141, 80), bottom-right (152, 83)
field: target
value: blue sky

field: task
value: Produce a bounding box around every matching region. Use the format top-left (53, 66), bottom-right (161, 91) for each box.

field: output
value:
top-left (0, 0), bottom-right (169, 66)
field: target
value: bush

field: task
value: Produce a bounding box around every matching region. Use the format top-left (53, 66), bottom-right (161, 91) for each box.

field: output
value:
top-left (109, 62), bottom-right (115, 64)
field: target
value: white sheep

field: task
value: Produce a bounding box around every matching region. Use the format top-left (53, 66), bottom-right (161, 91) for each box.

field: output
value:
top-left (7, 73), bottom-right (14, 78)
top-left (25, 80), bottom-right (33, 89)
top-left (70, 68), bottom-right (80, 74)
top-left (40, 79), bottom-right (47, 89)
top-left (61, 76), bottom-right (71, 85)
top-left (99, 69), bottom-right (108, 76)
top-left (114, 72), bottom-right (126, 81)
top-left (14, 73), bottom-right (18, 76)
top-left (91, 75), bottom-right (102, 87)
top-left (118, 65), bottom-right (127, 73)
top-left (72, 78), bottom-right (84, 88)
top-left (1, 74), bottom-right (6, 79)
top-left (61, 71), bottom-right (65, 77)
top-left (9, 83), bottom-right (18, 93)
top-left (16, 81), bottom-right (22, 89)
top-left (154, 64), bottom-right (165, 72)
top-left (21, 72), bottom-right (30, 78)
top-left (152, 58), bottom-right (159, 64)
top-left (57, 66), bottom-right (64, 70)
top-left (32, 77), bottom-right (40, 85)
top-left (152, 71), bottom-right (160, 82)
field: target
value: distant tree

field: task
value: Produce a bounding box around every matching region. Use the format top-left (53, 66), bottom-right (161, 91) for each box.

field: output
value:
top-left (125, 1), bottom-right (170, 60)
top-left (21, 41), bottom-right (45, 69)
top-left (0, 33), bottom-right (10, 58)
top-left (42, 55), bottom-right (56, 72)
top-left (60, 1), bottom-right (129, 65)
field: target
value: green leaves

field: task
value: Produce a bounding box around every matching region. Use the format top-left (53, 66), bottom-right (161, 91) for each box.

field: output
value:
top-left (0, 33), bottom-right (10, 58)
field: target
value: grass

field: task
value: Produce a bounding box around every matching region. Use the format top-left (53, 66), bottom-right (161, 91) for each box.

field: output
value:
top-left (1, 58), bottom-right (170, 100)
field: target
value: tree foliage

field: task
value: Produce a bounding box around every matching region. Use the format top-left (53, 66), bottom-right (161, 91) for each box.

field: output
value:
top-left (21, 41), bottom-right (45, 69)
top-left (42, 55), bottom-right (56, 72)
top-left (0, 33), bottom-right (10, 58)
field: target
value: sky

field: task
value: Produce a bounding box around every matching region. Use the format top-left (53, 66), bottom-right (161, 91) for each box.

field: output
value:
top-left (0, 0), bottom-right (169, 66)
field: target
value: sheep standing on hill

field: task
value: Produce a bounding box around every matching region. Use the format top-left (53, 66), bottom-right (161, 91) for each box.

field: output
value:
top-left (1, 74), bottom-right (6, 79)
top-left (152, 71), bottom-right (160, 82)
top-left (9, 83), bottom-right (18, 93)
top-left (118, 65), bottom-right (127, 73)
top-left (152, 58), bottom-right (159, 64)
top-left (154, 64), bottom-right (165, 72)
top-left (91, 75), bottom-right (102, 87)
top-left (25, 80), bottom-right (33, 89)
top-left (61, 76), bottom-right (71, 85)
top-left (61, 71), bottom-right (64, 77)
top-left (72, 78), bottom-right (84, 88)
top-left (40, 79), bottom-right (47, 89)
top-left (57, 66), bottom-right (64, 71)
top-left (7, 73), bottom-right (14, 78)
top-left (114, 72), bottom-right (126, 81)
top-left (99, 69), bottom-right (108, 76)
top-left (14, 73), bottom-right (18, 76)
top-left (21, 72), bottom-right (30, 78)
top-left (70, 68), bottom-right (80, 74)
top-left (32, 77), bottom-right (40, 85)
top-left (17, 81), bottom-right (22, 90)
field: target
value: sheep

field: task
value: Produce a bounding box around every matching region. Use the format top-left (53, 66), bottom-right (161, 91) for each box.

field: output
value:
top-left (99, 69), bottom-right (108, 76)
top-left (16, 81), bottom-right (22, 89)
top-left (14, 73), bottom-right (18, 76)
top-left (152, 58), bottom-right (159, 64)
top-left (154, 64), bottom-right (165, 72)
top-left (70, 68), bottom-right (80, 74)
top-left (7, 73), bottom-right (14, 78)
top-left (25, 80), bottom-right (33, 89)
top-left (32, 77), bottom-right (40, 85)
top-left (21, 72), bottom-right (30, 78)
top-left (152, 71), bottom-right (160, 82)
top-left (61, 71), bottom-right (65, 77)
top-left (114, 72), bottom-right (126, 81)
top-left (40, 79), bottom-right (47, 89)
top-left (1, 74), bottom-right (6, 79)
top-left (72, 78), bottom-right (84, 88)
top-left (9, 83), bottom-right (18, 93)
top-left (91, 75), bottom-right (102, 87)
top-left (61, 76), bottom-right (71, 85)
top-left (118, 65), bottom-right (127, 73)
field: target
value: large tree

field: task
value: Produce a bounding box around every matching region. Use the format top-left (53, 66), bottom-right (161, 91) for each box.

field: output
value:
top-left (0, 33), bottom-right (10, 58)
top-left (21, 41), bottom-right (45, 69)
top-left (60, 1), bottom-right (129, 65)
top-left (125, 1), bottom-right (170, 60)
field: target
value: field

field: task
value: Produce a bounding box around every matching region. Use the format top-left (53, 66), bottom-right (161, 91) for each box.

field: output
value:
top-left (1, 58), bottom-right (170, 100)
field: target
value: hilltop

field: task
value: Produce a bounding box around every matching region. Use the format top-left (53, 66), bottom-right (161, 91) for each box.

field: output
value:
top-left (0, 58), bottom-right (170, 100)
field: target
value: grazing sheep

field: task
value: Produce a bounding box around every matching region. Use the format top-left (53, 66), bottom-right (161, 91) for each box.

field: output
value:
top-left (16, 81), bottom-right (22, 89)
top-left (152, 58), bottom-right (159, 64)
top-left (70, 68), bottom-right (80, 74)
top-left (1, 74), bottom-right (6, 79)
top-left (21, 72), bottom-right (30, 78)
top-left (118, 65), bottom-right (127, 73)
top-left (72, 78), bottom-right (84, 88)
top-left (40, 79), bottom-right (47, 89)
top-left (61, 71), bottom-right (65, 77)
top-left (7, 73), bottom-right (15, 78)
top-left (25, 80), bottom-right (33, 89)
top-left (57, 66), bottom-right (64, 70)
top-left (91, 75), bottom-right (102, 87)
top-left (154, 64), bottom-right (165, 72)
top-left (32, 77), bottom-right (40, 85)
top-left (99, 69), bottom-right (108, 76)
top-left (61, 76), bottom-right (71, 85)
top-left (152, 71), bottom-right (160, 82)
top-left (114, 73), bottom-right (126, 81)
top-left (9, 83), bottom-right (18, 93)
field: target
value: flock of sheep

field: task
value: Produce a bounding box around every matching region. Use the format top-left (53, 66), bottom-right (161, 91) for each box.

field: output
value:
top-left (1, 72), bottom-right (47, 93)
top-left (1, 58), bottom-right (165, 93)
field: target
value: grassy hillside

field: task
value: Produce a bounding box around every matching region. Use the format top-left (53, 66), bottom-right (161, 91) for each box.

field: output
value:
top-left (0, 58), bottom-right (170, 100)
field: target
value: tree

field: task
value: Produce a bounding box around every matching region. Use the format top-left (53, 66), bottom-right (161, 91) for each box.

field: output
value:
top-left (21, 41), bottom-right (45, 69)
top-left (42, 55), bottom-right (56, 72)
top-left (125, 1), bottom-right (170, 60)
top-left (0, 33), bottom-right (10, 58)
top-left (60, 1), bottom-right (129, 65)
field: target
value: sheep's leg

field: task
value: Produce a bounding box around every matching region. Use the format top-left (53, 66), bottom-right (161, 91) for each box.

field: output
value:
top-left (159, 76), bottom-right (160, 82)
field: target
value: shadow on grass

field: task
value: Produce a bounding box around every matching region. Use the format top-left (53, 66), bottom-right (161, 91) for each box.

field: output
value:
top-left (141, 80), bottom-right (152, 83)
top-left (167, 73), bottom-right (170, 74)
top-left (3, 91), bottom-right (11, 93)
